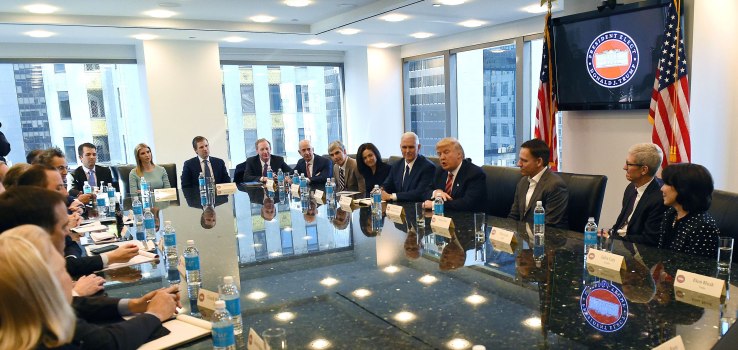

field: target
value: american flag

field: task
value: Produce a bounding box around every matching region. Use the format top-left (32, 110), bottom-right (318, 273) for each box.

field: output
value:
top-left (648, 1), bottom-right (690, 167)
top-left (534, 12), bottom-right (559, 171)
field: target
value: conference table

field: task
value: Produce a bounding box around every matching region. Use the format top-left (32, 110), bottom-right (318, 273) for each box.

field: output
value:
top-left (102, 186), bottom-right (737, 349)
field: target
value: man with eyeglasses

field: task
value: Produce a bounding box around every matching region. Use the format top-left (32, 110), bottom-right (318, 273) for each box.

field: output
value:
top-left (609, 143), bottom-right (667, 247)
top-left (35, 147), bottom-right (93, 210)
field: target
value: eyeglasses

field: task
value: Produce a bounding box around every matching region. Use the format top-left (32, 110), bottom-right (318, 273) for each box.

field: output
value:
top-left (55, 165), bottom-right (70, 172)
top-left (625, 162), bottom-right (644, 167)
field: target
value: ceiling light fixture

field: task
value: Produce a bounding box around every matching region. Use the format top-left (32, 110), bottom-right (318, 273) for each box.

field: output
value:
top-left (284, 0), bottom-right (312, 7)
top-left (459, 19), bottom-right (486, 28)
top-left (411, 32), bottom-right (434, 39)
top-left (371, 43), bottom-right (393, 49)
top-left (380, 13), bottom-right (408, 22)
top-left (250, 15), bottom-right (276, 23)
top-left (522, 4), bottom-right (551, 14)
top-left (303, 39), bottom-right (326, 45)
top-left (25, 30), bottom-right (55, 38)
top-left (223, 36), bottom-right (247, 43)
top-left (145, 9), bottom-right (176, 18)
top-left (337, 28), bottom-right (360, 35)
top-left (24, 4), bottom-right (58, 14)
top-left (132, 34), bottom-right (158, 40)
top-left (439, 0), bottom-right (466, 5)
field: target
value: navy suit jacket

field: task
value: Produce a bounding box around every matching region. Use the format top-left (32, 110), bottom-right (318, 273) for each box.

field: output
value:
top-left (64, 235), bottom-right (103, 278)
top-left (181, 156), bottom-right (230, 188)
top-left (70, 165), bottom-right (117, 196)
top-left (382, 155), bottom-right (436, 202)
top-left (613, 178), bottom-right (667, 247)
top-left (295, 155), bottom-right (332, 186)
top-left (426, 159), bottom-right (486, 212)
top-left (233, 155), bottom-right (292, 183)
top-left (72, 296), bottom-right (162, 349)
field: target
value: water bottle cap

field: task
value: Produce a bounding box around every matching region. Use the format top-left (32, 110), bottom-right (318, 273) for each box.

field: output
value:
top-left (223, 276), bottom-right (234, 284)
top-left (164, 220), bottom-right (172, 225)
top-left (536, 201), bottom-right (542, 206)
top-left (588, 217), bottom-right (595, 221)
top-left (187, 239), bottom-right (195, 245)
top-left (215, 300), bottom-right (225, 309)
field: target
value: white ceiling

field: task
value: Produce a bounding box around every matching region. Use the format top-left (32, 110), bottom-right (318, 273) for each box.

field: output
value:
top-left (0, 0), bottom-right (564, 50)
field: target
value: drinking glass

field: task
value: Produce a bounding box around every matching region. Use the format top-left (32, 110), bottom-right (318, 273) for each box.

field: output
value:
top-left (415, 202), bottom-right (426, 228)
top-left (717, 237), bottom-right (734, 272)
top-left (262, 328), bottom-right (287, 350)
top-left (474, 212), bottom-right (486, 240)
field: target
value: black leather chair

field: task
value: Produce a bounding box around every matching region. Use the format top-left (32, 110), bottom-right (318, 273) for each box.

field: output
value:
top-left (387, 156), bottom-right (402, 167)
top-left (160, 163), bottom-right (178, 189)
top-left (557, 172), bottom-right (608, 232)
top-left (426, 156), bottom-right (441, 167)
top-left (482, 165), bottom-right (522, 218)
top-left (709, 189), bottom-right (738, 262)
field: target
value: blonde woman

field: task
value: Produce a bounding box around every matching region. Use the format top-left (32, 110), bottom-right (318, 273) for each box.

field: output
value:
top-left (129, 143), bottom-right (170, 195)
top-left (0, 225), bottom-right (76, 350)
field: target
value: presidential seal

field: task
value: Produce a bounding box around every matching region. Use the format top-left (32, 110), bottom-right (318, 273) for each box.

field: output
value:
top-left (580, 280), bottom-right (629, 332)
top-left (586, 30), bottom-right (639, 88)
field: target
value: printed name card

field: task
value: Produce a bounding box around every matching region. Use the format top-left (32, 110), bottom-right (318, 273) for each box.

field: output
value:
top-left (290, 184), bottom-right (300, 197)
top-left (313, 189), bottom-right (325, 202)
top-left (196, 288), bottom-right (219, 320)
top-left (586, 264), bottom-right (624, 284)
top-left (386, 204), bottom-right (405, 223)
top-left (652, 335), bottom-right (685, 350)
top-left (489, 227), bottom-right (517, 245)
top-left (247, 328), bottom-right (267, 350)
top-left (265, 179), bottom-right (275, 192)
top-left (674, 269), bottom-right (726, 298)
top-left (586, 248), bottom-right (626, 272)
top-left (153, 188), bottom-right (177, 202)
top-left (215, 182), bottom-right (237, 195)
top-left (339, 195), bottom-right (354, 211)
top-left (430, 215), bottom-right (454, 238)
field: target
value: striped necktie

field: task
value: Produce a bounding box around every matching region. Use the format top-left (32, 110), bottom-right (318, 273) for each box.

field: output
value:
top-left (338, 168), bottom-right (345, 192)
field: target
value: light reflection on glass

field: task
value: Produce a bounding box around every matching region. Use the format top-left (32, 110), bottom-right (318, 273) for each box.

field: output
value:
top-left (446, 338), bottom-right (471, 349)
top-left (464, 294), bottom-right (486, 305)
top-left (275, 312), bottom-right (295, 321)
top-left (247, 291), bottom-right (267, 300)
top-left (352, 288), bottom-right (372, 298)
top-left (320, 277), bottom-right (339, 286)
top-left (418, 274), bottom-right (438, 285)
top-left (523, 317), bottom-right (542, 329)
top-left (393, 311), bottom-right (416, 323)
top-left (309, 338), bottom-right (332, 349)
top-left (383, 265), bottom-right (400, 274)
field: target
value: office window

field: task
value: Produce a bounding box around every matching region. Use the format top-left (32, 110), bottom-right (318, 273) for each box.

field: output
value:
top-left (403, 55), bottom-right (446, 157)
top-left (0, 63), bottom-right (148, 166)
top-left (222, 64), bottom-right (345, 165)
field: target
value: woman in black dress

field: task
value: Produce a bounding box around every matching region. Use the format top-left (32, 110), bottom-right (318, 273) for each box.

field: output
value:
top-left (356, 143), bottom-right (390, 197)
top-left (658, 163), bottom-right (720, 258)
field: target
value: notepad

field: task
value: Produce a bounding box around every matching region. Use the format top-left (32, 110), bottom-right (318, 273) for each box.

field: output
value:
top-left (85, 240), bottom-right (159, 271)
top-left (139, 314), bottom-right (212, 350)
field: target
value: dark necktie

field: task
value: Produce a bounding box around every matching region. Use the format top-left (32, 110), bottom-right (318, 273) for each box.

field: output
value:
top-left (338, 168), bottom-right (345, 192)
top-left (402, 164), bottom-right (410, 190)
top-left (203, 159), bottom-right (212, 179)
top-left (88, 169), bottom-right (96, 187)
top-left (306, 162), bottom-right (311, 178)
top-left (262, 163), bottom-right (268, 177)
top-left (619, 189), bottom-right (637, 229)
top-left (445, 172), bottom-right (454, 194)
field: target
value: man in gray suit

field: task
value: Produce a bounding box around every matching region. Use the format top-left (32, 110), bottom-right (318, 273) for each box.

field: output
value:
top-left (508, 139), bottom-right (568, 229)
top-left (328, 140), bottom-right (365, 195)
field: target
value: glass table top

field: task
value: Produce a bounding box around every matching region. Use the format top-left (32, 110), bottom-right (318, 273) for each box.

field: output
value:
top-left (100, 186), bottom-right (737, 349)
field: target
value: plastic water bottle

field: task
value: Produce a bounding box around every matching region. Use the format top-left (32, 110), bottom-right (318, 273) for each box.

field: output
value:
top-left (292, 170), bottom-right (299, 184)
top-left (219, 276), bottom-right (243, 335)
top-left (584, 217), bottom-right (598, 255)
top-left (132, 195), bottom-right (143, 230)
top-left (211, 300), bottom-right (236, 350)
top-left (140, 177), bottom-right (150, 209)
top-left (299, 174), bottom-right (308, 197)
top-left (433, 196), bottom-right (444, 216)
top-left (533, 232), bottom-right (545, 267)
top-left (188, 283), bottom-right (200, 317)
top-left (371, 185), bottom-right (382, 215)
top-left (143, 207), bottom-right (156, 242)
top-left (107, 182), bottom-right (115, 213)
top-left (83, 180), bottom-right (92, 194)
top-left (325, 178), bottom-right (334, 202)
top-left (96, 186), bottom-right (108, 218)
top-left (277, 169), bottom-right (285, 189)
top-left (162, 221), bottom-right (177, 266)
top-left (184, 240), bottom-right (201, 285)
top-left (266, 165), bottom-right (273, 179)
top-left (533, 201), bottom-right (545, 237)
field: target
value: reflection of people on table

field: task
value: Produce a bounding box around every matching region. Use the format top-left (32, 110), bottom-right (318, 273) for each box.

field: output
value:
top-left (331, 208), bottom-right (350, 230)
top-left (261, 197), bottom-right (276, 221)
top-left (404, 226), bottom-right (421, 260)
top-left (359, 207), bottom-right (380, 237)
top-left (303, 198), bottom-right (318, 224)
top-left (182, 187), bottom-right (229, 209)
top-left (439, 232), bottom-right (465, 271)
top-left (200, 205), bottom-right (216, 229)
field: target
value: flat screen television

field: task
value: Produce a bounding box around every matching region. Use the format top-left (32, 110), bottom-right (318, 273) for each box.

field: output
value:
top-left (551, 0), bottom-right (675, 110)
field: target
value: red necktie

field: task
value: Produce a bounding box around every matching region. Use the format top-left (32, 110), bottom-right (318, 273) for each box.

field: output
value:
top-left (306, 162), bottom-right (311, 178)
top-left (445, 172), bottom-right (454, 194)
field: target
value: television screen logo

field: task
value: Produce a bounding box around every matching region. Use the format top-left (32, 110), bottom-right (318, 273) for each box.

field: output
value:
top-left (586, 31), bottom-right (639, 88)
top-left (580, 280), bottom-right (629, 332)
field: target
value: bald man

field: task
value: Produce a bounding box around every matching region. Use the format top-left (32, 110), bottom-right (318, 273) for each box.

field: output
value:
top-left (294, 139), bottom-right (332, 187)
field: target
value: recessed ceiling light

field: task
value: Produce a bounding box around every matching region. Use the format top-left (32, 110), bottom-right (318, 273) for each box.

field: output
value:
top-left (371, 43), bottom-right (393, 49)
top-left (24, 4), bottom-right (58, 14)
top-left (447, 338), bottom-right (472, 349)
top-left (522, 4), bottom-right (550, 14)
top-left (439, 0), bottom-right (466, 5)
top-left (303, 39), bottom-right (326, 45)
top-left (132, 34), bottom-right (158, 40)
top-left (25, 30), bottom-right (55, 38)
top-left (223, 36), bottom-right (247, 43)
top-left (459, 19), bottom-right (486, 28)
top-left (393, 311), bottom-right (417, 323)
top-left (380, 13), bottom-right (408, 22)
top-left (144, 9), bottom-right (176, 18)
top-left (275, 312), bottom-right (296, 321)
top-left (284, 0), bottom-right (311, 7)
top-left (337, 28), bottom-right (360, 35)
top-left (352, 288), bottom-right (372, 298)
top-left (250, 15), bottom-right (276, 23)
top-left (309, 338), bottom-right (332, 349)
top-left (411, 32), bottom-right (434, 39)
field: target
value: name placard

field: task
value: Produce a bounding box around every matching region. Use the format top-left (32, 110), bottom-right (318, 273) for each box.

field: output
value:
top-left (386, 204), bottom-right (405, 223)
top-left (313, 189), bottom-right (325, 201)
top-left (153, 188), bottom-right (178, 202)
top-left (265, 179), bottom-right (275, 192)
top-left (674, 269), bottom-right (726, 300)
top-left (215, 182), bottom-right (237, 195)
top-left (196, 288), bottom-right (219, 320)
top-left (339, 195), bottom-right (354, 211)
top-left (247, 328), bottom-right (267, 350)
top-left (290, 184), bottom-right (300, 197)
top-left (489, 227), bottom-right (517, 245)
top-left (586, 248), bottom-right (626, 271)
top-left (652, 335), bottom-right (685, 350)
top-left (430, 215), bottom-right (454, 238)
top-left (586, 264), bottom-right (624, 284)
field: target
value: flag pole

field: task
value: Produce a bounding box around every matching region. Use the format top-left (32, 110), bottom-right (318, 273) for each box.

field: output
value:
top-left (670, 0), bottom-right (681, 163)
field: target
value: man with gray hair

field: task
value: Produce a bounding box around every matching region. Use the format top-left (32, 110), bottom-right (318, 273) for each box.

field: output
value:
top-left (233, 138), bottom-right (292, 183)
top-left (381, 132), bottom-right (436, 202)
top-left (611, 142), bottom-right (667, 246)
top-left (328, 140), bottom-right (364, 194)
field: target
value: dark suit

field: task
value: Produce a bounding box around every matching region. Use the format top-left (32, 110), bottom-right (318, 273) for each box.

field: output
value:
top-left (426, 159), bottom-right (486, 212)
top-left (382, 155), bottom-right (436, 202)
top-left (72, 296), bottom-right (163, 349)
top-left (295, 155), bottom-right (332, 186)
top-left (508, 168), bottom-right (569, 229)
top-left (65, 235), bottom-right (103, 278)
top-left (233, 155), bottom-right (292, 183)
top-left (70, 165), bottom-right (116, 196)
top-left (181, 156), bottom-right (230, 188)
top-left (613, 178), bottom-right (667, 247)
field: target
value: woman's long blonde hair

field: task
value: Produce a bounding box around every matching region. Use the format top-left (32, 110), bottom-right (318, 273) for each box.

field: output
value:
top-left (0, 225), bottom-right (76, 350)
top-left (134, 143), bottom-right (155, 177)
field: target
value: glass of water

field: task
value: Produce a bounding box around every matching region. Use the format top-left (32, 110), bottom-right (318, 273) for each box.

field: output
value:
top-left (718, 237), bottom-right (734, 272)
top-left (262, 328), bottom-right (287, 350)
top-left (415, 202), bottom-right (426, 228)
top-left (474, 212), bottom-right (486, 240)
